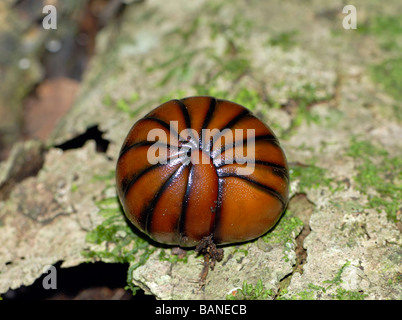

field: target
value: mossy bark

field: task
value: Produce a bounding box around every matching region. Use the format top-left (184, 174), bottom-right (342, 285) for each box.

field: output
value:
top-left (1, 0), bottom-right (401, 299)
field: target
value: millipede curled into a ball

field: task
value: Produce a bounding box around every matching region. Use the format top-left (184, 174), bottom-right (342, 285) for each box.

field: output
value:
top-left (116, 96), bottom-right (289, 283)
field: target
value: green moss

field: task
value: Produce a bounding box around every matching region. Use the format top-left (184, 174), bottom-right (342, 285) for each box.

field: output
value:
top-left (231, 247), bottom-right (249, 257)
top-left (295, 286), bottom-right (318, 300)
top-left (281, 261), bottom-right (369, 300)
top-left (307, 283), bottom-right (327, 293)
top-left (158, 249), bottom-right (189, 264)
top-left (102, 95), bottom-right (113, 107)
top-left (193, 87), bottom-right (262, 109)
top-left (260, 211), bottom-right (303, 262)
top-left (326, 261), bottom-right (367, 300)
top-left (290, 162), bottom-right (334, 193)
top-left (232, 88), bottom-right (261, 111)
top-left (157, 51), bottom-right (198, 86)
top-left (209, 11), bottom-right (253, 43)
top-left (387, 273), bottom-right (402, 286)
top-left (347, 137), bottom-right (401, 223)
top-left (261, 213), bottom-right (303, 245)
top-left (147, 4), bottom-right (256, 95)
top-left (281, 83), bottom-right (333, 139)
top-left (226, 279), bottom-right (274, 300)
top-left (204, 54), bottom-right (251, 84)
top-left (168, 16), bottom-right (201, 43)
top-left (323, 260), bottom-right (351, 288)
top-left (160, 89), bottom-right (190, 103)
top-left (278, 288), bottom-right (315, 300)
top-left (103, 93), bottom-right (144, 119)
top-left (82, 195), bottom-right (154, 265)
top-left (359, 15), bottom-right (402, 51)
top-left (284, 285), bottom-right (367, 300)
top-left (360, 15), bottom-right (402, 103)
top-left (70, 183), bottom-right (78, 192)
top-left (92, 170), bottom-right (116, 181)
top-left (347, 137), bottom-right (388, 159)
top-left (82, 176), bottom-right (156, 294)
top-left (283, 284), bottom-right (368, 300)
top-left (267, 30), bottom-right (298, 50)
top-left (335, 288), bottom-right (368, 300)
top-left (91, 170), bottom-right (116, 189)
top-left (370, 58), bottom-right (402, 101)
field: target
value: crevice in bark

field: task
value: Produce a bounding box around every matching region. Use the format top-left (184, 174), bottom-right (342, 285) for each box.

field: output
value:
top-left (274, 193), bottom-right (315, 299)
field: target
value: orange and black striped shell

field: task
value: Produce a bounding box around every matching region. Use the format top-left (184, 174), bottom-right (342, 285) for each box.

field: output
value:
top-left (116, 96), bottom-right (289, 247)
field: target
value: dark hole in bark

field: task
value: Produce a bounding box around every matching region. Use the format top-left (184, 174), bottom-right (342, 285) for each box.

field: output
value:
top-left (55, 125), bottom-right (110, 154)
top-left (2, 261), bottom-right (154, 300)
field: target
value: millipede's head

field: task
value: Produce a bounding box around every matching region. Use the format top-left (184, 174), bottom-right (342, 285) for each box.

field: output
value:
top-left (116, 96), bottom-right (289, 247)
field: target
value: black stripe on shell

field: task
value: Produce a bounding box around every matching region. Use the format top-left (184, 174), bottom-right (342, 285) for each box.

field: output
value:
top-left (122, 157), bottom-right (183, 198)
top-left (219, 109), bottom-right (250, 132)
top-left (175, 99), bottom-right (192, 130)
top-left (199, 97), bottom-right (217, 151)
top-left (216, 160), bottom-right (289, 181)
top-left (143, 164), bottom-right (186, 235)
top-left (201, 97), bottom-right (217, 132)
top-left (119, 140), bottom-right (181, 159)
top-left (211, 134), bottom-right (279, 161)
top-left (178, 163), bottom-right (194, 244)
top-left (211, 177), bottom-right (225, 244)
top-left (175, 99), bottom-right (199, 149)
top-left (118, 117), bottom-right (182, 156)
top-left (210, 109), bottom-right (250, 147)
top-left (217, 173), bottom-right (286, 209)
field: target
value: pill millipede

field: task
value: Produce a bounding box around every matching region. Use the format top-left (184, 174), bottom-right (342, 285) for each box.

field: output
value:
top-left (116, 96), bottom-right (289, 285)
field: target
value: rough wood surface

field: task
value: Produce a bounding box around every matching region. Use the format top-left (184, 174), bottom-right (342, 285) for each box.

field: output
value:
top-left (0, 0), bottom-right (401, 299)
